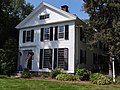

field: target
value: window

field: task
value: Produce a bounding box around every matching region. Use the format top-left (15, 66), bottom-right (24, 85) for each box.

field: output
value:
top-left (39, 14), bottom-right (49, 20)
top-left (80, 49), bottom-right (86, 64)
top-left (23, 30), bottom-right (34, 43)
top-left (44, 28), bottom-right (50, 40)
top-left (39, 48), bottom-right (68, 70)
top-left (40, 25), bottom-right (69, 42)
top-left (39, 49), bottom-right (52, 69)
top-left (57, 25), bottom-right (69, 40)
top-left (43, 49), bottom-right (52, 69)
top-left (54, 48), bottom-right (68, 70)
top-left (41, 27), bottom-right (53, 41)
top-left (26, 31), bottom-right (31, 42)
top-left (58, 26), bottom-right (64, 39)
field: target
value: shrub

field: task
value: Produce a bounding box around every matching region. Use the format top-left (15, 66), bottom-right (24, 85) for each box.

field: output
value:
top-left (50, 67), bottom-right (62, 78)
top-left (90, 73), bottom-right (112, 85)
top-left (90, 73), bottom-right (101, 83)
top-left (21, 68), bottom-right (31, 78)
top-left (116, 76), bottom-right (120, 84)
top-left (75, 68), bottom-right (91, 81)
top-left (0, 75), bottom-right (9, 78)
top-left (40, 73), bottom-right (50, 78)
top-left (56, 74), bottom-right (76, 81)
top-left (74, 75), bottom-right (81, 81)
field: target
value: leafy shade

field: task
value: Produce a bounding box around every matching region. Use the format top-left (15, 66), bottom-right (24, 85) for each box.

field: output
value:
top-left (83, 0), bottom-right (120, 56)
top-left (0, 0), bottom-right (34, 48)
top-left (0, 38), bottom-right (18, 75)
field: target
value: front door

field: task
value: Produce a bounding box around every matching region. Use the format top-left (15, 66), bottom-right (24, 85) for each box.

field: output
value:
top-left (27, 52), bottom-right (32, 70)
top-left (24, 50), bottom-right (34, 70)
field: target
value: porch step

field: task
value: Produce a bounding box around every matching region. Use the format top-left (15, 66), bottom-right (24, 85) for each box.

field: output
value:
top-left (12, 71), bottom-right (23, 78)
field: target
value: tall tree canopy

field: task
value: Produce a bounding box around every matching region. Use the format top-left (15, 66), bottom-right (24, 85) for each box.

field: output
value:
top-left (0, 0), bottom-right (33, 48)
top-left (0, 0), bottom-right (33, 75)
top-left (83, 0), bottom-right (120, 75)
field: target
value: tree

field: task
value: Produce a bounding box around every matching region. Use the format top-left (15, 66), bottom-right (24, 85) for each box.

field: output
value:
top-left (0, 0), bottom-right (34, 48)
top-left (83, 0), bottom-right (120, 76)
top-left (0, 0), bottom-right (33, 75)
top-left (0, 38), bottom-right (18, 75)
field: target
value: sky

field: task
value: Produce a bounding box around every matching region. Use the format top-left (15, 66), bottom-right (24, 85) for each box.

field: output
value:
top-left (25, 0), bottom-right (89, 20)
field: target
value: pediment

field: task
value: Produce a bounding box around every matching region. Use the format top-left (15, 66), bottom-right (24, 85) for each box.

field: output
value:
top-left (16, 2), bottom-right (76, 29)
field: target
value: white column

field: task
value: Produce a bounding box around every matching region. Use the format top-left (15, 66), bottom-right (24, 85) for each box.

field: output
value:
top-left (112, 57), bottom-right (115, 82)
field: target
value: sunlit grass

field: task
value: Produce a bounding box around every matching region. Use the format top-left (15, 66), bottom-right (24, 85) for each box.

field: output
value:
top-left (0, 78), bottom-right (120, 90)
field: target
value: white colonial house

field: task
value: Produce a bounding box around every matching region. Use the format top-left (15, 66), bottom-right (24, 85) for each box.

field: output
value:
top-left (16, 2), bottom-right (107, 73)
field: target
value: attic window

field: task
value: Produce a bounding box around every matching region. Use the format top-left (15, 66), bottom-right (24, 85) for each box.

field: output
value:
top-left (39, 14), bottom-right (49, 20)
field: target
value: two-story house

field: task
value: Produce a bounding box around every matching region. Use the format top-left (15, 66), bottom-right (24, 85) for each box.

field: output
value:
top-left (16, 2), bottom-right (106, 73)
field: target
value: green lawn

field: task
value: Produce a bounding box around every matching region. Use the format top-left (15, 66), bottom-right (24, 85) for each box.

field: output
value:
top-left (0, 78), bottom-right (120, 90)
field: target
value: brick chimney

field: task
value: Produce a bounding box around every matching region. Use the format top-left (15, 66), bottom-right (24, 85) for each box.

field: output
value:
top-left (61, 5), bottom-right (69, 12)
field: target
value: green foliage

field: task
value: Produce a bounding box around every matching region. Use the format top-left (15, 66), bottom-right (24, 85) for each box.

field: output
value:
top-left (0, 38), bottom-right (18, 76)
top-left (50, 67), bottom-right (62, 78)
top-left (0, 0), bottom-right (33, 76)
top-left (21, 68), bottom-right (31, 78)
top-left (75, 68), bottom-right (91, 81)
top-left (83, 0), bottom-right (120, 56)
top-left (83, 0), bottom-right (120, 76)
top-left (0, 0), bottom-right (33, 48)
top-left (0, 75), bottom-right (9, 79)
top-left (115, 76), bottom-right (120, 84)
top-left (56, 74), bottom-right (76, 81)
top-left (90, 73), bottom-right (112, 85)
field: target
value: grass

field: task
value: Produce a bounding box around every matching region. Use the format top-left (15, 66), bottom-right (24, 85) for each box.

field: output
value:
top-left (0, 78), bottom-right (120, 90)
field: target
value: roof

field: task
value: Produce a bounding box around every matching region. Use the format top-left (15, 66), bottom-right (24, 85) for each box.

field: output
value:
top-left (16, 2), bottom-right (79, 29)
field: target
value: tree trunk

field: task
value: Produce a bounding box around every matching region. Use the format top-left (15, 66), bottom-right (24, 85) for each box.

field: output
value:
top-left (109, 56), bottom-right (112, 77)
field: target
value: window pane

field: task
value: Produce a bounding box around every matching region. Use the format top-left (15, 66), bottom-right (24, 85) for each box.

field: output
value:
top-left (45, 14), bottom-right (49, 18)
top-left (43, 49), bottom-right (52, 68)
top-left (26, 31), bottom-right (31, 42)
top-left (45, 28), bottom-right (49, 33)
top-left (58, 49), bottom-right (64, 68)
top-left (59, 26), bottom-right (64, 32)
top-left (44, 28), bottom-right (49, 40)
top-left (58, 26), bottom-right (64, 39)
top-left (40, 14), bottom-right (49, 20)
top-left (45, 34), bottom-right (49, 40)
top-left (59, 33), bottom-right (64, 38)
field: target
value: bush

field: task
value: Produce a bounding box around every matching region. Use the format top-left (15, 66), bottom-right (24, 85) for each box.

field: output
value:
top-left (90, 73), bottom-right (101, 83)
top-left (116, 76), bottom-right (120, 84)
top-left (0, 75), bottom-right (9, 78)
top-left (21, 68), bottom-right (31, 78)
top-left (50, 67), bottom-right (62, 78)
top-left (56, 74), bottom-right (76, 81)
top-left (75, 68), bottom-right (91, 81)
top-left (90, 73), bottom-right (112, 85)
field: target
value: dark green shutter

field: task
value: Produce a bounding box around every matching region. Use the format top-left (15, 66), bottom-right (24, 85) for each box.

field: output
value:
top-left (23, 31), bottom-right (26, 43)
top-left (64, 48), bottom-right (68, 70)
top-left (65, 25), bottom-right (69, 40)
top-left (80, 27), bottom-right (83, 41)
top-left (55, 26), bottom-right (58, 40)
top-left (31, 29), bottom-right (34, 42)
top-left (41, 28), bottom-right (44, 41)
top-left (80, 49), bottom-right (83, 64)
top-left (84, 51), bottom-right (86, 64)
top-left (39, 49), bottom-right (43, 69)
top-left (48, 49), bottom-right (52, 69)
top-left (54, 48), bottom-right (57, 69)
top-left (50, 27), bottom-right (53, 41)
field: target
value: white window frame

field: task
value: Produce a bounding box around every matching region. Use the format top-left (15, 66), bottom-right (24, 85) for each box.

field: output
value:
top-left (58, 26), bottom-right (65, 40)
top-left (42, 49), bottom-right (52, 69)
top-left (26, 31), bottom-right (31, 42)
top-left (44, 28), bottom-right (50, 40)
